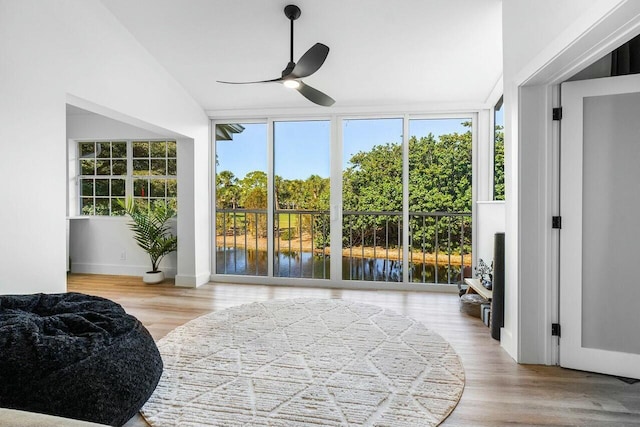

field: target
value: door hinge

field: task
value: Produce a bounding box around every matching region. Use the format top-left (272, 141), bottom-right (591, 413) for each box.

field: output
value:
top-left (552, 216), bottom-right (562, 229)
top-left (552, 323), bottom-right (561, 337)
top-left (552, 107), bottom-right (563, 120)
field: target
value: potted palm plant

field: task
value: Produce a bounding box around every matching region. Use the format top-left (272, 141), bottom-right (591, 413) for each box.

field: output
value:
top-left (120, 198), bottom-right (177, 284)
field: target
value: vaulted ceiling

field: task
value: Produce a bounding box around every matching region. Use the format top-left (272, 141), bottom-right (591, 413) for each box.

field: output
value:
top-left (100, 0), bottom-right (502, 113)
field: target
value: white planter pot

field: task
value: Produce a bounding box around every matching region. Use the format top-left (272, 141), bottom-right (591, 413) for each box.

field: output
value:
top-left (143, 271), bottom-right (165, 284)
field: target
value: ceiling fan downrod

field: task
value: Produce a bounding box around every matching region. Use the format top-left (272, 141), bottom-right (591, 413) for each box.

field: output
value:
top-left (284, 5), bottom-right (301, 75)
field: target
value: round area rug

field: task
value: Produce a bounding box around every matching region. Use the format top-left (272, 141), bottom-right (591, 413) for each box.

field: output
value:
top-left (142, 298), bottom-right (465, 426)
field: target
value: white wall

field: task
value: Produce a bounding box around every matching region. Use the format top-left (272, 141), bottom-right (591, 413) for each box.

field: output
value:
top-left (474, 103), bottom-right (506, 279)
top-left (66, 112), bottom-right (177, 276)
top-left (501, 0), bottom-right (633, 362)
top-left (502, 1), bottom-right (609, 81)
top-left (475, 202), bottom-right (505, 268)
top-left (0, 0), bottom-right (210, 294)
top-left (69, 217), bottom-right (177, 277)
top-left (67, 113), bottom-right (167, 141)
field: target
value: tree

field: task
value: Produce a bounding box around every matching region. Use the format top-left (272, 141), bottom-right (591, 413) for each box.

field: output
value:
top-left (216, 170), bottom-right (239, 209)
top-left (494, 125), bottom-right (505, 200)
top-left (406, 125), bottom-right (473, 254)
top-left (274, 175), bottom-right (289, 209)
top-left (215, 123), bottom-right (473, 254)
top-left (238, 171), bottom-right (268, 236)
top-left (342, 141), bottom-right (403, 247)
top-left (341, 123), bottom-right (472, 253)
top-left (239, 171), bottom-right (267, 209)
top-left (343, 142), bottom-right (403, 213)
top-left (302, 174), bottom-right (329, 210)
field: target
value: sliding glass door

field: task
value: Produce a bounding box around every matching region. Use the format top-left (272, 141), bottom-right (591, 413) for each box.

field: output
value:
top-left (213, 115), bottom-right (473, 287)
top-left (342, 118), bottom-right (404, 281)
top-left (214, 123), bottom-right (268, 276)
top-left (408, 119), bottom-right (472, 283)
top-left (273, 120), bottom-right (330, 279)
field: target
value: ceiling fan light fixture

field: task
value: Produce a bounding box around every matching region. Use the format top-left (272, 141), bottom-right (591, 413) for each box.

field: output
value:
top-left (283, 79), bottom-right (300, 89)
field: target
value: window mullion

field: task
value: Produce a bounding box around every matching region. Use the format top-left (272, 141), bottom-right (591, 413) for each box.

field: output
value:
top-left (402, 115), bottom-right (410, 283)
top-left (74, 139), bottom-right (176, 217)
top-left (127, 140), bottom-right (134, 203)
top-left (267, 119), bottom-right (274, 278)
top-left (329, 115), bottom-right (343, 282)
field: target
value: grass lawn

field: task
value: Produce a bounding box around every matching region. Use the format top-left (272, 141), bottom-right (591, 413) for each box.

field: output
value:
top-left (217, 211), bottom-right (300, 230)
top-left (277, 212), bottom-right (299, 229)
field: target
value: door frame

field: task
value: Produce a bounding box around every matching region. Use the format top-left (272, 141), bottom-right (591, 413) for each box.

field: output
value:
top-left (510, 2), bottom-right (640, 364)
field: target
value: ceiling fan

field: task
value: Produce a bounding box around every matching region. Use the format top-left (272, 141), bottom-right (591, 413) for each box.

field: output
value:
top-left (217, 4), bottom-right (335, 107)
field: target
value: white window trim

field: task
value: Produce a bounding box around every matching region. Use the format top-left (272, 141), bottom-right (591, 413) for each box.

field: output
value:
top-left (70, 139), bottom-right (177, 217)
top-left (211, 112), bottom-right (477, 291)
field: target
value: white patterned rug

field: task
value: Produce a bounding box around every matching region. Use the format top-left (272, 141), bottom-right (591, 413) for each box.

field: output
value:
top-left (141, 298), bottom-right (465, 426)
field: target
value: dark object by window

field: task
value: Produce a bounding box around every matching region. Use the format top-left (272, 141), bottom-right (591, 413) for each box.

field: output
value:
top-left (611, 34), bottom-right (640, 76)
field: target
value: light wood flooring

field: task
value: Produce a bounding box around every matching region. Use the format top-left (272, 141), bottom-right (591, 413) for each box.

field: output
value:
top-left (67, 273), bottom-right (640, 426)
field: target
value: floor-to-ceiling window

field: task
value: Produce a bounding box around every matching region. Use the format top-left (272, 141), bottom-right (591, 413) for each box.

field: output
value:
top-left (273, 120), bottom-right (331, 279)
top-left (408, 119), bottom-right (472, 283)
top-left (214, 123), bottom-right (267, 275)
top-left (342, 118), bottom-right (404, 281)
top-left (213, 115), bottom-right (473, 288)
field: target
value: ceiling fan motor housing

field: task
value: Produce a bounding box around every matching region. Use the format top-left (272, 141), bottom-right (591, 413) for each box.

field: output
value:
top-left (284, 5), bottom-right (301, 20)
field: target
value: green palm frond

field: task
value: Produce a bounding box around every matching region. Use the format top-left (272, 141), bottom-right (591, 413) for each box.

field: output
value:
top-left (118, 198), bottom-right (177, 272)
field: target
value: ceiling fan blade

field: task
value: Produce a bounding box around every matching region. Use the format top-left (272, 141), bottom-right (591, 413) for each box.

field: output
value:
top-left (290, 43), bottom-right (329, 78)
top-left (217, 77), bottom-right (283, 85)
top-left (296, 81), bottom-right (335, 106)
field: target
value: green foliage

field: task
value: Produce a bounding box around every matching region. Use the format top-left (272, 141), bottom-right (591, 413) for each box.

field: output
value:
top-left (340, 124), bottom-right (472, 253)
top-left (408, 128), bottom-right (472, 213)
top-left (494, 126), bottom-right (505, 200)
top-left (226, 171), bottom-right (267, 236)
top-left (342, 127), bottom-right (472, 214)
top-left (119, 198), bottom-right (177, 272)
top-left (214, 123), bottom-right (473, 254)
top-left (280, 228), bottom-right (296, 240)
top-left (311, 214), bottom-right (331, 248)
top-left (344, 142), bottom-right (403, 212)
top-left (239, 171), bottom-right (268, 209)
top-left (216, 170), bottom-right (240, 209)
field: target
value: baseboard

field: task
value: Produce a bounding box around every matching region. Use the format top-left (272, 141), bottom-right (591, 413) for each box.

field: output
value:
top-left (71, 263), bottom-right (177, 278)
top-left (175, 272), bottom-right (211, 288)
top-left (207, 274), bottom-right (461, 292)
top-left (500, 327), bottom-right (517, 361)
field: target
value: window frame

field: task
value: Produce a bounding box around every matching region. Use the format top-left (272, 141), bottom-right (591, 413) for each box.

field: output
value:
top-left (212, 112), bottom-right (477, 290)
top-left (73, 139), bottom-right (177, 217)
top-left (492, 95), bottom-right (505, 201)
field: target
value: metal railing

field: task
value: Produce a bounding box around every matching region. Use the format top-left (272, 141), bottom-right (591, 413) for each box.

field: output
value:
top-left (408, 212), bottom-right (471, 284)
top-left (215, 208), bottom-right (471, 284)
top-left (342, 211), bottom-right (471, 283)
top-left (343, 211), bottom-right (402, 282)
top-left (215, 209), bottom-right (268, 276)
top-left (274, 210), bottom-right (330, 279)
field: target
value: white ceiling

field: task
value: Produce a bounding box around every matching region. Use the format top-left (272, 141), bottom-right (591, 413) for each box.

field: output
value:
top-left (100, 0), bottom-right (502, 113)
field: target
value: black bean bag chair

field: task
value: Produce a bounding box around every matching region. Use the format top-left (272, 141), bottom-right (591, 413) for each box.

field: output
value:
top-left (0, 292), bottom-right (163, 426)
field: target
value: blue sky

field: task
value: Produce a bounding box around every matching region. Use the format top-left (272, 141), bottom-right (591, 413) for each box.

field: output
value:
top-left (495, 103), bottom-right (504, 127)
top-left (216, 118), bottom-right (471, 180)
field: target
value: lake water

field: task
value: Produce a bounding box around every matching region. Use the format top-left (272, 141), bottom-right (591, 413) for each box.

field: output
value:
top-left (216, 248), bottom-right (462, 284)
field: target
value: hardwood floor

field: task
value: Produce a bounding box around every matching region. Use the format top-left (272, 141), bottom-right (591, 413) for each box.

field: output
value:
top-left (67, 273), bottom-right (640, 426)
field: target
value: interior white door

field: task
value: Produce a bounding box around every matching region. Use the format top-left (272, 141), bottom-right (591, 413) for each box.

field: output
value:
top-left (560, 74), bottom-right (640, 379)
